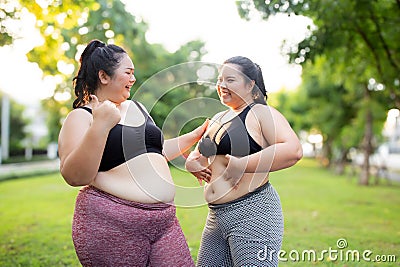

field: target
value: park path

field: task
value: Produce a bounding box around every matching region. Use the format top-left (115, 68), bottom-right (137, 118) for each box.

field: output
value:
top-left (0, 159), bottom-right (60, 180)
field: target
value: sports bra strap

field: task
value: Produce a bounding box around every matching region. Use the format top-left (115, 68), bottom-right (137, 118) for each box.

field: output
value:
top-left (78, 106), bottom-right (92, 113)
top-left (77, 101), bottom-right (151, 121)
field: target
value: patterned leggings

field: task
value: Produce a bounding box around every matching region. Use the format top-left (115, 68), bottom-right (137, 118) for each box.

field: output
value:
top-left (197, 182), bottom-right (284, 267)
top-left (72, 186), bottom-right (194, 267)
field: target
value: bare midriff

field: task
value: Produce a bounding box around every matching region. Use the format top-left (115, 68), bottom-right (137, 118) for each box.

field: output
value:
top-left (90, 153), bottom-right (175, 204)
top-left (204, 155), bottom-right (269, 204)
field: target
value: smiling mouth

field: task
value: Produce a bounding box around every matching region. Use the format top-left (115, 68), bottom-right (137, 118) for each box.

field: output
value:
top-left (219, 88), bottom-right (230, 97)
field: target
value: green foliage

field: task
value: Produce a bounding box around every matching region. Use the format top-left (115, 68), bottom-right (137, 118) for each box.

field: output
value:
top-left (237, 0), bottom-right (400, 107)
top-left (276, 55), bottom-right (388, 164)
top-left (0, 0), bottom-right (21, 46)
top-left (237, 0), bottom-right (397, 180)
top-left (4, 0), bottom-right (208, 142)
top-left (269, 89), bottom-right (306, 132)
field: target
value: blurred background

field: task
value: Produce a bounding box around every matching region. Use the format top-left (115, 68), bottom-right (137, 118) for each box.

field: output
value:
top-left (0, 0), bottom-right (399, 186)
top-left (1, 1), bottom-right (400, 266)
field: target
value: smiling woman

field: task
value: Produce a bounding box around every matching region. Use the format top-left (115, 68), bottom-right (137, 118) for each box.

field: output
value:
top-left (57, 39), bottom-right (209, 266)
top-left (185, 56), bottom-right (303, 267)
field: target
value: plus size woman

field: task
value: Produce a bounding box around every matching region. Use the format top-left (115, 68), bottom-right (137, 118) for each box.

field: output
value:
top-left (185, 56), bottom-right (303, 267)
top-left (58, 39), bottom-right (207, 267)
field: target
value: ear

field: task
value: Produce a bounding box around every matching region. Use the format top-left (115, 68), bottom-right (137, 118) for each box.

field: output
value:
top-left (98, 70), bottom-right (110, 85)
top-left (247, 80), bottom-right (255, 91)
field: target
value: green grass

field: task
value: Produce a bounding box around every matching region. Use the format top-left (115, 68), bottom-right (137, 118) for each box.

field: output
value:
top-left (271, 160), bottom-right (400, 266)
top-left (0, 159), bottom-right (399, 266)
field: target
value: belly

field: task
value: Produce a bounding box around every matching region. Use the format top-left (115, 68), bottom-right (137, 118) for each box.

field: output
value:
top-left (91, 153), bottom-right (175, 203)
top-left (204, 155), bottom-right (269, 204)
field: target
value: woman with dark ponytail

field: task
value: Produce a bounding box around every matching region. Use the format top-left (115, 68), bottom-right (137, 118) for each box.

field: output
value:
top-left (58, 39), bottom-right (207, 266)
top-left (185, 56), bottom-right (303, 266)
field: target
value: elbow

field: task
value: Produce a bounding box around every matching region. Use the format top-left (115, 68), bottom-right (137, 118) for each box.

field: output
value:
top-left (270, 143), bottom-right (303, 172)
top-left (296, 144), bottom-right (303, 162)
top-left (284, 143), bottom-right (303, 168)
top-left (60, 167), bottom-right (91, 187)
top-left (60, 172), bottom-right (81, 187)
top-left (65, 179), bottom-right (85, 187)
top-left (291, 143), bottom-right (303, 165)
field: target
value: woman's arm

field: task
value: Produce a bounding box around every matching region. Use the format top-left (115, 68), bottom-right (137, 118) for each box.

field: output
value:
top-left (224, 105), bottom-right (303, 185)
top-left (185, 149), bottom-right (212, 185)
top-left (58, 96), bottom-right (120, 186)
top-left (163, 120), bottom-right (209, 161)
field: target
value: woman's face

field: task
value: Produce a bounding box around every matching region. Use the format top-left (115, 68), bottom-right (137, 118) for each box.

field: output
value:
top-left (216, 63), bottom-right (253, 109)
top-left (101, 54), bottom-right (136, 104)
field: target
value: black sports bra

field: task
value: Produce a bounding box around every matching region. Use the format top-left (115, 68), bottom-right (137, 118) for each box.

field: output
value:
top-left (198, 103), bottom-right (262, 157)
top-left (79, 101), bottom-right (164, 172)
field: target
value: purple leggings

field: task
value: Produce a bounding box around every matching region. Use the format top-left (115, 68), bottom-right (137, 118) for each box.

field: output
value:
top-left (72, 186), bottom-right (194, 267)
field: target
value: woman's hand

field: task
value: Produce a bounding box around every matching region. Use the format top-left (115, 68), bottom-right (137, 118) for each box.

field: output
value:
top-left (192, 119), bottom-right (209, 142)
top-left (223, 154), bottom-right (247, 188)
top-left (90, 95), bottom-right (121, 131)
top-left (185, 150), bottom-right (211, 185)
top-left (192, 169), bottom-right (212, 186)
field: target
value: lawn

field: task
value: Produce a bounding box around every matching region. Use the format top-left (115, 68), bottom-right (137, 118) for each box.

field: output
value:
top-left (0, 158), bottom-right (399, 266)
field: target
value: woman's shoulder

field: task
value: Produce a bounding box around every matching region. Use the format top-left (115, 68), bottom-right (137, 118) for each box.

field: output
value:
top-left (59, 107), bottom-right (93, 134)
top-left (64, 106), bottom-right (93, 123)
top-left (123, 99), bottom-right (142, 109)
top-left (130, 100), bottom-right (147, 111)
top-left (74, 105), bottom-right (92, 113)
top-left (251, 103), bottom-right (280, 115)
top-left (250, 103), bottom-right (288, 126)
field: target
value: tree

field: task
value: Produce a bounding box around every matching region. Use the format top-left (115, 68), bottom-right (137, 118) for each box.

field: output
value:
top-left (2, 0), bottom-right (208, 143)
top-left (237, 0), bottom-right (399, 106)
top-left (278, 56), bottom-right (386, 172)
top-left (237, 0), bottom-right (399, 185)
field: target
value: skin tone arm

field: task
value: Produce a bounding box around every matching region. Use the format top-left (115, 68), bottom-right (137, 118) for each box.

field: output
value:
top-left (224, 105), bottom-right (303, 186)
top-left (185, 147), bottom-right (212, 185)
top-left (58, 96), bottom-right (120, 186)
top-left (163, 120), bottom-right (209, 161)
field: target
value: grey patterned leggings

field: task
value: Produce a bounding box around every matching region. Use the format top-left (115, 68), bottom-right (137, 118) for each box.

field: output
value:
top-left (197, 182), bottom-right (284, 267)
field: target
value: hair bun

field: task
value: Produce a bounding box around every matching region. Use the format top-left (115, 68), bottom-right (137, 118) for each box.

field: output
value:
top-left (80, 39), bottom-right (105, 63)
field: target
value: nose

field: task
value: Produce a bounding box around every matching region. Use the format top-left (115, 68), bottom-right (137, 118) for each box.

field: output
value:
top-left (217, 80), bottom-right (227, 89)
top-left (130, 74), bottom-right (136, 83)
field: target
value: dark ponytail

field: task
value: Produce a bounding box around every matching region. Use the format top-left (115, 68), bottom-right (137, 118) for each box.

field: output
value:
top-left (72, 39), bottom-right (127, 108)
top-left (224, 56), bottom-right (268, 105)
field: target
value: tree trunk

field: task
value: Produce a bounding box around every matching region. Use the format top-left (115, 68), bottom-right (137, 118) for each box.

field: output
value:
top-left (359, 88), bottom-right (373, 185)
top-left (334, 148), bottom-right (349, 175)
top-left (320, 138), bottom-right (332, 168)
